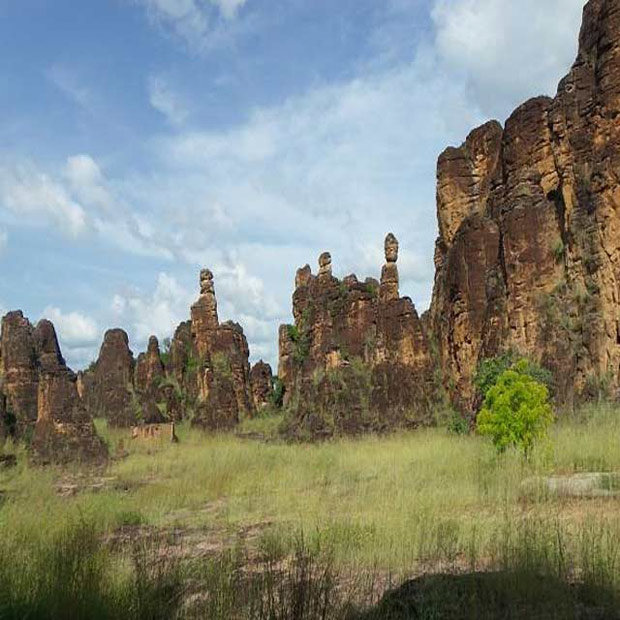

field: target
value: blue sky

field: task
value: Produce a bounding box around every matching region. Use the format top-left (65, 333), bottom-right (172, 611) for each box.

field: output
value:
top-left (0, 0), bottom-right (587, 369)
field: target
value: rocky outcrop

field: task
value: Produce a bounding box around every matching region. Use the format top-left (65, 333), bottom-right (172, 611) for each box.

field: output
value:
top-left (0, 311), bottom-right (38, 437)
top-left (0, 312), bottom-right (106, 464)
top-left (30, 320), bottom-right (107, 464)
top-left (134, 336), bottom-right (165, 395)
top-left (250, 361), bottom-right (273, 412)
top-left (82, 329), bottom-right (137, 427)
top-left (279, 234), bottom-right (435, 436)
top-left (186, 270), bottom-right (254, 429)
top-left (79, 270), bottom-right (253, 430)
top-left (430, 0), bottom-right (620, 411)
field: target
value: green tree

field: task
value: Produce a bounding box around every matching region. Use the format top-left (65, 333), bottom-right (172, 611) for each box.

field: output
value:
top-left (474, 352), bottom-right (553, 402)
top-left (477, 361), bottom-right (554, 458)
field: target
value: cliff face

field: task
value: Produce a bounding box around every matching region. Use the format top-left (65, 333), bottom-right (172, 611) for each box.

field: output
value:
top-left (0, 312), bottom-right (107, 464)
top-left (430, 0), bottom-right (620, 410)
top-left (279, 234), bottom-right (435, 436)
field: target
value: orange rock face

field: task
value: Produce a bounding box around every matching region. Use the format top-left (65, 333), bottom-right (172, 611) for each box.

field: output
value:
top-left (279, 234), bottom-right (435, 436)
top-left (430, 0), bottom-right (620, 410)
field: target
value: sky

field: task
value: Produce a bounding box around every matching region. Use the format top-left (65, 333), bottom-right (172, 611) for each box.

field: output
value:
top-left (0, 0), bottom-right (588, 370)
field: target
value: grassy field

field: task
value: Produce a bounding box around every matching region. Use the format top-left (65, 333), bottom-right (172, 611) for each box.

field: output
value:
top-left (2, 403), bottom-right (620, 617)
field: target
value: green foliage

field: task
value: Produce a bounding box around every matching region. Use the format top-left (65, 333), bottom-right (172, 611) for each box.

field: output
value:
top-left (477, 361), bottom-right (554, 457)
top-left (474, 352), bottom-right (516, 401)
top-left (159, 337), bottom-right (171, 367)
top-left (212, 352), bottom-right (232, 378)
top-left (185, 351), bottom-right (201, 376)
top-left (270, 376), bottom-right (285, 409)
top-left (474, 352), bottom-right (552, 402)
top-left (288, 324), bottom-right (310, 365)
top-left (447, 410), bottom-right (470, 436)
top-left (552, 238), bottom-right (565, 263)
top-left (364, 282), bottom-right (378, 298)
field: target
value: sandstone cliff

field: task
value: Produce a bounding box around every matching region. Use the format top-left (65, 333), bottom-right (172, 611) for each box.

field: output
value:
top-left (279, 234), bottom-right (435, 436)
top-left (430, 0), bottom-right (620, 411)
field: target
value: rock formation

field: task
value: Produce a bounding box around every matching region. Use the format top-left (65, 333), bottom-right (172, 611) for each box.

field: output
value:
top-left (430, 0), bottom-right (620, 411)
top-left (250, 361), bottom-right (273, 412)
top-left (279, 234), bottom-right (435, 436)
top-left (186, 270), bottom-right (254, 429)
top-left (134, 336), bottom-right (165, 395)
top-left (0, 311), bottom-right (39, 437)
top-left (0, 312), bottom-right (106, 464)
top-left (82, 329), bottom-right (137, 427)
top-left (30, 320), bottom-right (107, 464)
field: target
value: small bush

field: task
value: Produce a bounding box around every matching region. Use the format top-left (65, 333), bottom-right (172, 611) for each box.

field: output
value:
top-left (477, 360), bottom-right (554, 458)
top-left (447, 411), bottom-right (470, 436)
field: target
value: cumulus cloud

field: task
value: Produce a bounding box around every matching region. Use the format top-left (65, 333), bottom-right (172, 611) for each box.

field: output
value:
top-left (148, 75), bottom-right (189, 125)
top-left (0, 155), bottom-right (173, 259)
top-left (65, 154), bottom-right (112, 211)
top-left (112, 272), bottom-right (194, 345)
top-left (0, 162), bottom-right (87, 237)
top-left (432, 0), bottom-right (586, 116)
top-left (40, 306), bottom-right (101, 369)
top-left (41, 306), bottom-right (100, 347)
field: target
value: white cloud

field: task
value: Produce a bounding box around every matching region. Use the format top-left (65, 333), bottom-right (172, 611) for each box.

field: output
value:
top-left (65, 154), bottom-right (112, 212)
top-left (113, 272), bottom-right (194, 344)
top-left (137, 0), bottom-right (249, 51)
top-left (211, 0), bottom-right (247, 20)
top-left (432, 0), bottom-right (586, 116)
top-left (0, 162), bottom-right (87, 237)
top-left (0, 229), bottom-right (7, 253)
top-left (41, 306), bottom-right (100, 346)
top-left (141, 0), bottom-right (209, 42)
top-left (148, 75), bottom-right (189, 125)
top-left (0, 155), bottom-right (173, 259)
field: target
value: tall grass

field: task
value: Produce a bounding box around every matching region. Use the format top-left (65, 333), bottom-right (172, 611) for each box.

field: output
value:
top-left (1, 404), bottom-right (620, 617)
